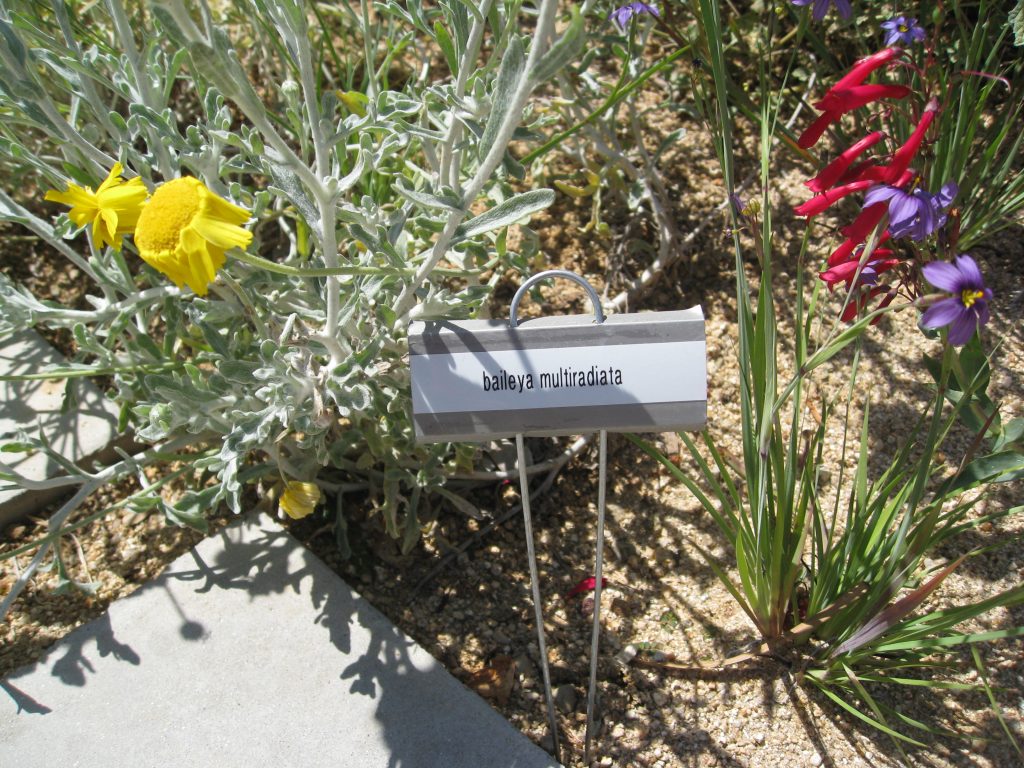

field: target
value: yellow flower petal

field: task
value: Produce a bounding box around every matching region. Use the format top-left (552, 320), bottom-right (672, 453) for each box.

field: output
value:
top-left (99, 206), bottom-right (119, 242)
top-left (96, 162), bottom-right (125, 195)
top-left (192, 215), bottom-right (253, 251)
top-left (45, 186), bottom-right (93, 208)
top-left (202, 191), bottom-right (251, 225)
top-left (279, 481), bottom-right (321, 520)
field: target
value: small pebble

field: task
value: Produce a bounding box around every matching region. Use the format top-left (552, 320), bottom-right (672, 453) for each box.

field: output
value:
top-left (554, 683), bottom-right (578, 714)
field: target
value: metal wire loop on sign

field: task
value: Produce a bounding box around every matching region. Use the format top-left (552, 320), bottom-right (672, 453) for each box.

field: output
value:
top-left (508, 269), bottom-right (606, 328)
top-left (509, 270), bottom-right (609, 765)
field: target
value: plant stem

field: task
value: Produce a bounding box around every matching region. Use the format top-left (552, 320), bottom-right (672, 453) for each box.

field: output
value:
top-left (522, 46), bottom-right (691, 166)
top-left (0, 435), bottom-right (204, 621)
top-left (439, 0), bottom-right (495, 193)
top-left (392, 0), bottom-right (561, 328)
top-left (232, 248), bottom-right (494, 278)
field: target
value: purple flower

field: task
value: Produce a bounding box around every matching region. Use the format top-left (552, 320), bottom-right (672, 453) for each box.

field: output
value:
top-left (791, 0), bottom-right (852, 22)
top-left (609, 2), bottom-right (659, 30)
top-left (920, 255), bottom-right (992, 345)
top-left (729, 193), bottom-right (745, 216)
top-left (863, 181), bottom-right (958, 241)
top-left (881, 16), bottom-right (926, 46)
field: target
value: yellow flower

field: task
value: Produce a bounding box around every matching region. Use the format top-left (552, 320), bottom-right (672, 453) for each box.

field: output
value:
top-left (336, 90), bottom-right (368, 117)
top-left (44, 162), bottom-right (147, 251)
top-left (133, 176), bottom-right (252, 296)
top-left (279, 481), bottom-right (322, 520)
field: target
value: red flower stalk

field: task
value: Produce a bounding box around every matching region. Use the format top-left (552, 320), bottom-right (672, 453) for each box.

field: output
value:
top-left (806, 131), bottom-right (886, 193)
top-left (796, 46), bottom-right (936, 325)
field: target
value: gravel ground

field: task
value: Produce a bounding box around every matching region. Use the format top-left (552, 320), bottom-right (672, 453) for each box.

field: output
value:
top-left (3, 94), bottom-right (1023, 768)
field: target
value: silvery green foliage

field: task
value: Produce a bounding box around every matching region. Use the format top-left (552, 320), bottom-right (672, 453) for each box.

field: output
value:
top-left (0, 0), bottom-right (582, 553)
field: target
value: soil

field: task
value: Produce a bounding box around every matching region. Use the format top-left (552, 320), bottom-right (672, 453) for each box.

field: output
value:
top-left (3, 72), bottom-right (1023, 768)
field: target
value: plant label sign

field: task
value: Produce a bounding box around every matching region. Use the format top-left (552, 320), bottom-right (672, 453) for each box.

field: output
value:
top-left (409, 308), bottom-right (706, 442)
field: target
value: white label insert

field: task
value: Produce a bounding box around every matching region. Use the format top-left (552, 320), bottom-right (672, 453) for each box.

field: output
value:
top-left (412, 341), bottom-right (706, 415)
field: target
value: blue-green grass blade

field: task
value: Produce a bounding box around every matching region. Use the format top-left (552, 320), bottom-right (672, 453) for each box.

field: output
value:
top-left (625, 434), bottom-right (736, 538)
top-left (874, 626), bottom-right (1024, 654)
top-left (694, 431), bottom-right (743, 512)
top-left (676, 431), bottom-right (737, 515)
top-left (972, 646), bottom-right (1024, 760)
top-left (810, 680), bottom-right (928, 748)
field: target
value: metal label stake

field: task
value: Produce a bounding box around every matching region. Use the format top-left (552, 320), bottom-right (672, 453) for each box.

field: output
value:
top-left (508, 271), bottom-right (604, 764)
top-left (408, 270), bottom-right (708, 765)
top-left (515, 431), bottom-right (563, 763)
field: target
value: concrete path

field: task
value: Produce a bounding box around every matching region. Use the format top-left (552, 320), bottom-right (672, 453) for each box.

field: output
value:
top-left (0, 514), bottom-right (560, 768)
top-left (0, 330), bottom-right (126, 526)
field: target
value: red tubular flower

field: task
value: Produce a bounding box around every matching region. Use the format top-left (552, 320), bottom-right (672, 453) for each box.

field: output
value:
top-left (832, 47), bottom-right (902, 92)
top-left (840, 286), bottom-right (888, 322)
top-left (841, 202), bottom-right (888, 241)
top-left (828, 237), bottom-right (860, 267)
top-left (806, 131), bottom-right (886, 193)
top-left (835, 159), bottom-right (879, 186)
top-left (798, 85), bottom-right (908, 150)
top-left (828, 231), bottom-right (891, 267)
top-left (879, 99), bottom-right (938, 183)
top-left (798, 111), bottom-right (839, 149)
top-left (794, 179), bottom-right (875, 218)
top-left (820, 253), bottom-right (896, 288)
top-left (798, 48), bottom-right (906, 149)
top-left (565, 577), bottom-right (607, 600)
top-left (815, 84), bottom-right (912, 113)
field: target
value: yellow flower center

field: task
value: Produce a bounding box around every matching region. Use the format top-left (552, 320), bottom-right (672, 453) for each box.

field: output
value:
top-left (135, 177), bottom-right (202, 254)
top-left (898, 23), bottom-right (909, 33)
top-left (961, 289), bottom-right (984, 308)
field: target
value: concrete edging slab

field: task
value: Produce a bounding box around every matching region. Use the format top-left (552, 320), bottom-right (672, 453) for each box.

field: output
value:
top-left (0, 513), bottom-right (561, 768)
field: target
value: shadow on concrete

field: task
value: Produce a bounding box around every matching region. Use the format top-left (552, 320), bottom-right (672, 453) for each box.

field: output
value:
top-left (0, 679), bottom-right (51, 715)
top-left (49, 612), bottom-right (140, 687)
top-left (162, 515), bottom-right (558, 768)
top-left (2, 514), bottom-right (556, 766)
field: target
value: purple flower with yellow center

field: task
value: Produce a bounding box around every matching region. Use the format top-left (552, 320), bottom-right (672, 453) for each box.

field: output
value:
top-left (920, 255), bottom-right (992, 346)
top-left (863, 180), bottom-right (957, 241)
top-left (791, 0), bottom-right (852, 22)
top-left (881, 16), bottom-right (926, 46)
top-left (609, 2), bottom-right (659, 30)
